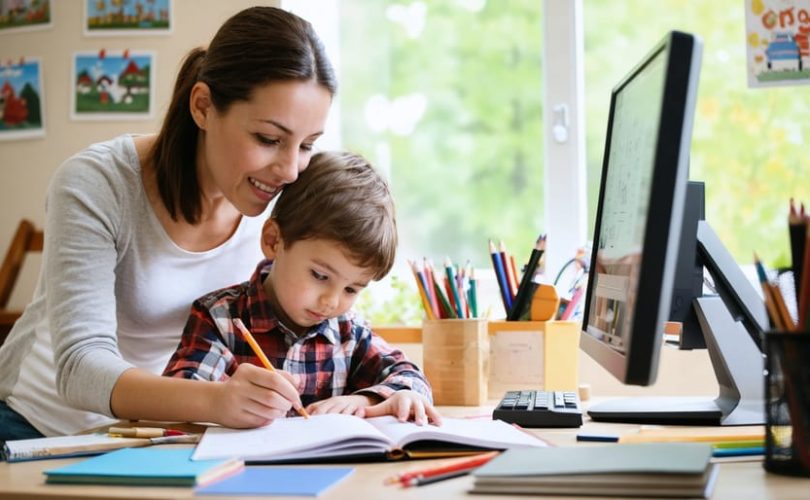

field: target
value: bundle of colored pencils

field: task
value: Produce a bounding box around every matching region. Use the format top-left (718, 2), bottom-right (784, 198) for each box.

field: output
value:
top-left (755, 198), bottom-right (809, 332)
top-left (409, 258), bottom-right (478, 319)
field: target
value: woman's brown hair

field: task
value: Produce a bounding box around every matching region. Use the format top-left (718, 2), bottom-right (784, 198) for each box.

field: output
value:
top-left (149, 7), bottom-right (336, 224)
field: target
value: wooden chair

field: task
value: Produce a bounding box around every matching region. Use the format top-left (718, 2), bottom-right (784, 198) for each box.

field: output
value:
top-left (0, 219), bottom-right (43, 345)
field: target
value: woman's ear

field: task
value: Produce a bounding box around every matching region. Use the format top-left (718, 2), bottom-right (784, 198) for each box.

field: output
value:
top-left (189, 81), bottom-right (213, 130)
top-left (261, 218), bottom-right (283, 259)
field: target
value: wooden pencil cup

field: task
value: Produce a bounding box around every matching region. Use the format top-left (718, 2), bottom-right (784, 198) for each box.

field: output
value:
top-left (487, 320), bottom-right (580, 396)
top-left (422, 319), bottom-right (489, 406)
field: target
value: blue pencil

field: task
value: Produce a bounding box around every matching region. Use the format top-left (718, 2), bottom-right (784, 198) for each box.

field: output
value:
top-left (712, 446), bottom-right (764, 457)
top-left (489, 240), bottom-right (512, 314)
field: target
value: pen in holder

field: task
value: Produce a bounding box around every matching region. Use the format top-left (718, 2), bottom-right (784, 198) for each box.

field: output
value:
top-left (764, 331), bottom-right (810, 477)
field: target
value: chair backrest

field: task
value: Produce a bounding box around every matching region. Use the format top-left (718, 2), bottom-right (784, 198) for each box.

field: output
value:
top-left (0, 219), bottom-right (44, 344)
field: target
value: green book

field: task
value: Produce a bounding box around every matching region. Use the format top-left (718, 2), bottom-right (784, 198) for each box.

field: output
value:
top-left (471, 442), bottom-right (717, 498)
top-left (43, 448), bottom-right (243, 487)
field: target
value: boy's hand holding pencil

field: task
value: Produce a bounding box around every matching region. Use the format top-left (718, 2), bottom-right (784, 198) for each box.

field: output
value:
top-left (211, 319), bottom-right (310, 427)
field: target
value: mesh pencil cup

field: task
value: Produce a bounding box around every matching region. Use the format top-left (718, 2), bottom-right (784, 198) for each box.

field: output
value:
top-left (764, 331), bottom-right (810, 477)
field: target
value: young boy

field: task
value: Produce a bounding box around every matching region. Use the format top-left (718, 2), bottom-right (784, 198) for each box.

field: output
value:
top-left (163, 151), bottom-right (440, 427)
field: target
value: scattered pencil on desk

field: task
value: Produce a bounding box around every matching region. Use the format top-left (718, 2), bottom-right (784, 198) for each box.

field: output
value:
top-left (107, 427), bottom-right (187, 438)
top-left (233, 318), bottom-right (310, 419)
top-left (384, 451), bottom-right (499, 487)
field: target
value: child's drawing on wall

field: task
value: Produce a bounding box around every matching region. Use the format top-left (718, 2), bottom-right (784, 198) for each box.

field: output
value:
top-left (746, 0), bottom-right (810, 87)
top-left (0, 57), bottom-right (45, 141)
top-left (71, 50), bottom-right (154, 120)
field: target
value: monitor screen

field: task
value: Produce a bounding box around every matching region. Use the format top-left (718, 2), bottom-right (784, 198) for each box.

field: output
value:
top-left (580, 31), bottom-right (701, 386)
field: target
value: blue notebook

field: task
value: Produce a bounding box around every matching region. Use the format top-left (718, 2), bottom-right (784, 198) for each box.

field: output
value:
top-left (43, 448), bottom-right (243, 487)
top-left (195, 467), bottom-right (354, 496)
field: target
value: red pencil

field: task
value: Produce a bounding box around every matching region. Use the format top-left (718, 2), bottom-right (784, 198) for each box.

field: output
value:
top-left (384, 451), bottom-right (499, 487)
top-left (499, 240), bottom-right (517, 301)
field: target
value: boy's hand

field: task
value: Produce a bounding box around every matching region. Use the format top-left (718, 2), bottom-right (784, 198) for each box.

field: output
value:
top-left (362, 390), bottom-right (442, 426)
top-left (305, 394), bottom-right (378, 416)
top-left (211, 363), bottom-right (301, 428)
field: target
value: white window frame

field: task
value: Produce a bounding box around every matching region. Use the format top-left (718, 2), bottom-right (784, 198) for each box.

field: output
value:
top-left (284, 0), bottom-right (586, 281)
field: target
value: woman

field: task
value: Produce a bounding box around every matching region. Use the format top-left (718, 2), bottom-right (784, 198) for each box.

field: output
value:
top-left (0, 6), bottom-right (336, 441)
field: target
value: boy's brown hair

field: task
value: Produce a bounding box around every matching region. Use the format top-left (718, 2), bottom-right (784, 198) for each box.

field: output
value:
top-left (271, 151), bottom-right (397, 281)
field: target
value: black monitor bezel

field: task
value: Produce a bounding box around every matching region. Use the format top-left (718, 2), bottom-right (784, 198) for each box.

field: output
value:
top-left (580, 31), bottom-right (701, 386)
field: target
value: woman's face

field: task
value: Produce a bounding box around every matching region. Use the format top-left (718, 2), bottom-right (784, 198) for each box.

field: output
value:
top-left (194, 80), bottom-right (332, 216)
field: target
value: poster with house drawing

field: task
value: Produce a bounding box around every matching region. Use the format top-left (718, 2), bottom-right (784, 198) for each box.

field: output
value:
top-left (0, 57), bottom-right (45, 141)
top-left (0, 0), bottom-right (52, 35)
top-left (746, 0), bottom-right (810, 87)
top-left (71, 50), bottom-right (154, 120)
top-left (84, 0), bottom-right (171, 36)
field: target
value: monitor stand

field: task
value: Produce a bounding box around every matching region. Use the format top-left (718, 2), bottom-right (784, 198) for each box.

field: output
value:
top-left (587, 295), bottom-right (765, 425)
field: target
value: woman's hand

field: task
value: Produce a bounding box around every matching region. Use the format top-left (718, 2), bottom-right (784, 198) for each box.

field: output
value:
top-left (210, 363), bottom-right (302, 428)
top-left (361, 390), bottom-right (442, 426)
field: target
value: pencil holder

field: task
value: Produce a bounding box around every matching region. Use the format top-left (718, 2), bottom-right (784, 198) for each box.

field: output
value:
top-left (764, 331), bottom-right (810, 477)
top-left (487, 320), bottom-right (580, 397)
top-left (422, 319), bottom-right (489, 406)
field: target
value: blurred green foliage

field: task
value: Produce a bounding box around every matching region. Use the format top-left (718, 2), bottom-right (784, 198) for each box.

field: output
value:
top-left (353, 274), bottom-right (423, 326)
top-left (339, 0), bottom-right (544, 270)
top-left (584, 0), bottom-right (810, 268)
top-left (338, 1), bottom-right (810, 325)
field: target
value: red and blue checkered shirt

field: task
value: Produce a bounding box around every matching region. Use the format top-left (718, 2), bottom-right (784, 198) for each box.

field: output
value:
top-left (162, 260), bottom-right (432, 406)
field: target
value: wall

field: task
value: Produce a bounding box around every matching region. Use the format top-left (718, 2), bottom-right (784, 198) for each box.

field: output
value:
top-left (0, 0), bottom-right (279, 308)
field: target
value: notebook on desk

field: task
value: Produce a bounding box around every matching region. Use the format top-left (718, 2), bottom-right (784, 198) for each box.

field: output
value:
top-left (43, 448), bottom-right (243, 487)
top-left (471, 442), bottom-right (717, 498)
top-left (192, 414), bottom-right (547, 463)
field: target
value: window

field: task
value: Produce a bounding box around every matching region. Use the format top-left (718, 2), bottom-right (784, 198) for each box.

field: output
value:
top-left (289, 1), bottom-right (551, 323)
top-left (337, 0), bottom-right (545, 268)
top-left (584, 1), bottom-right (810, 267)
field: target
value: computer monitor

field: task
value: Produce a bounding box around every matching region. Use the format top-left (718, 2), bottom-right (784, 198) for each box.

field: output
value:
top-left (580, 31), bottom-right (768, 426)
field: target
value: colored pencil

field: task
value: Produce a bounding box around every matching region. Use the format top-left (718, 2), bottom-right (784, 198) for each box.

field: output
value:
top-left (754, 254), bottom-right (784, 330)
top-left (385, 451), bottom-right (498, 486)
top-left (422, 258), bottom-right (441, 319)
top-left (489, 239), bottom-right (512, 314)
top-left (499, 240), bottom-right (518, 300)
top-left (507, 234), bottom-right (546, 321)
top-left (407, 469), bottom-right (470, 487)
top-left (712, 446), bottom-right (764, 458)
top-left (431, 270), bottom-right (456, 318)
top-left (233, 318), bottom-right (309, 418)
top-left (409, 260), bottom-right (436, 320)
top-left (799, 217), bottom-right (810, 331)
top-left (467, 264), bottom-right (478, 318)
top-left (560, 284), bottom-right (585, 320)
top-left (789, 199), bottom-right (805, 306)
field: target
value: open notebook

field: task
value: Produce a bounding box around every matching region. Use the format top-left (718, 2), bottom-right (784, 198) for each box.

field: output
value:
top-left (192, 414), bottom-right (547, 463)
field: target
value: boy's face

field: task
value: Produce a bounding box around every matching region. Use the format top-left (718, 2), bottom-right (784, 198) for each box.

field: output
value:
top-left (262, 225), bottom-right (374, 335)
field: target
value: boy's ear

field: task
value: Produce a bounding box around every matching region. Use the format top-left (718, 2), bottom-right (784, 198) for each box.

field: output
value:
top-left (189, 82), bottom-right (213, 130)
top-left (261, 218), bottom-right (283, 259)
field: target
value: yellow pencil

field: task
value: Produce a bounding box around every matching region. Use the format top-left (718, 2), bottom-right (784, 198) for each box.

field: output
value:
top-left (233, 318), bottom-right (309, 419)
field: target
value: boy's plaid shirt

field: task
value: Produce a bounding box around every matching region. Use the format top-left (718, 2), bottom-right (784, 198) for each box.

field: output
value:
top-left (163, 260), bottom-right (432, 406)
